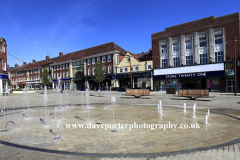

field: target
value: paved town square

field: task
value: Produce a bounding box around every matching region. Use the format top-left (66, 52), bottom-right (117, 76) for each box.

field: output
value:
top-left (0, 90), bottom-right (240, 159)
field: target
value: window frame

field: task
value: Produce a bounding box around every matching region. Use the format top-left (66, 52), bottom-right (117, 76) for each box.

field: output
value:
top-left (107, 55), bottom-right (111, 62)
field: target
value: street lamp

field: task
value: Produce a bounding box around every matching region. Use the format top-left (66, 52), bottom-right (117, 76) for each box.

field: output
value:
top-left (115, 66), bottom-right (117, 88)
top-left (125, 55), bottom-right (132, 89)
top-left (232, 37), bottom-right (237, 96)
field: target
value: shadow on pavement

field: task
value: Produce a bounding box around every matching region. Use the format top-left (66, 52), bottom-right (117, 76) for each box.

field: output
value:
top-left (170, 98), bottom-right (211, 101)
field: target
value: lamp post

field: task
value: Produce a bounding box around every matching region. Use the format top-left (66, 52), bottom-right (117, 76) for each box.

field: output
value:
top-left (126, 55), bottom-right (132, 89)
top-left (232, 37), bottom-right (237, 96)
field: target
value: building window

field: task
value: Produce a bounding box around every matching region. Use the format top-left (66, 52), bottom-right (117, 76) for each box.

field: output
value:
top-left (126, 56), bottom-right (130, 62)
top-left (102, 66), bottom-right (106, 74)
top-left (60, 72), bottom-right (62, 78)
top-left (162, 59), bottom-right (168, 68)
top-left (66, 64), bottom-right (69, 69)
top-left (2, 60), bottom-right (6, 71)
top-left (108, 65), bottom-right (112, 73)
top-left (108, 55), bottom-right (111, 62)
top-left (214, 35), bottom-right (223, 44)
top-left (119, 68), bottom-right (123, 73)
top-left (172, 43), bottom-right (179, 51)
top-left (88, 68), bottom-right (91, 75)
top-left (92, 58), bottom-right (95, 64)
top-left (161, 45), bottom-right (167, 53)
top-left (57, 73), bottom-right (59, 78)
top-left (131, 66), bottom-right (133, 72)
top-left (124, 67), bottom-right (128, 72)
top-left (54, 66), bottom-right (56, 71)
top-left (57, 65), bottom-right (59, 70)
top-left (92, 68), bottom-right (95, 75)
top-left (77, 62), bottom-right (80, 67)
top-left (186, 56), bottom-right (193, 65)
top-left (215, 51), bottom-right (224, 62)
top-left (199, 38), bottom-right (207, 47)
top-left (147, 64), bottom-right (152, 70)
top-left (102, 56), bottom-right (106, 63)
top-left (81, 61), bottom-right (84, 66)
top-left (66, 71), bottom-right (68, 77)
top-left (200, 54), bottom-right (208, 64)
top-left (185, 41), bottom-right (192, 49)
top-left (135, 66), bottom-right (139, 71)
top-left (173, 57), bottom-right (180, 67)
top-left (97, 57), bottom-right (100, 62)
top-left (63, 72), bottom-right (65, 78)
top-left (87, 59), bottom-right (91, 65)
top-left (60, 65), bottom-right (62, 70)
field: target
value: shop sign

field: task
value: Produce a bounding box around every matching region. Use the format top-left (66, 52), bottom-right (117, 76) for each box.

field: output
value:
top-left (117, 72), bottom-right (151, 79)
top-left (0, 74), bottom-right (8, 79)
top-left (166, 72), bottom-right (206, 79)
top-left (225, 63), bottom-right (234, 76)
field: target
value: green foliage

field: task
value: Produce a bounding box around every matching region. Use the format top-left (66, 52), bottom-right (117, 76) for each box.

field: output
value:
top-left (41, 68), bottom-right (51, 86)
top-left (8, 79), bottom-right (12, 86)
top-left (92, 61), bottom-right (106, 90)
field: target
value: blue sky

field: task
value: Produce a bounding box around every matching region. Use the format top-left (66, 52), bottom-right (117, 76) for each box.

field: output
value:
top-left (1, 0), bottom-right (240, 67)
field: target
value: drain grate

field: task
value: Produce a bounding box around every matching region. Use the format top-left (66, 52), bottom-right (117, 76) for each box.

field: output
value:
top-left (111, 130), bottom-right (118, 132)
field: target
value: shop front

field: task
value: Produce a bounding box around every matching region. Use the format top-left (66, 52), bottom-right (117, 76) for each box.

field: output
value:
top-left (85, 75), bottom-right (113, 91)
top-left (153, 63), bottom-right (225, 92)
top-left (116, 71), bottom-right (152, 90)
top-left (52, 78), bottom-right (71, 90)
top-left (17, 82), bottom-right (26, 89)
top-left (0, 73), bottom-right (8, 93)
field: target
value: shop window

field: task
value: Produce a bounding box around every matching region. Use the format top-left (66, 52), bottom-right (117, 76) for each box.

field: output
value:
top-left (186, 56), bottom-right (193, 65)
top-left (200, 54), bottom-right (208, 64)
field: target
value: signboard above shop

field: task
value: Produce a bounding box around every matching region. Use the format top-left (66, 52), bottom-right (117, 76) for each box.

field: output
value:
top-left (225, 63), bottom-right (234, 76)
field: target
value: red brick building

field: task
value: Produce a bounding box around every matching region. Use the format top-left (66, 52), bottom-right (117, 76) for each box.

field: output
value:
top-left (0, 38), bottom-right (8, 93)
top-left (152, 13), bottom-right (240, 92)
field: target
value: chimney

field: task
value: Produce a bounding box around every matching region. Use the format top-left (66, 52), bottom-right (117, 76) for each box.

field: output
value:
top-left (59, 52), bottom-right (63, 57)
top-left (46, 56), bottom-right (49, 60)
top-left (23, 62), bottom-right (26, 65)
top-left (15, 64), bottom-right (18, 67)
top-left (33, 59), bottom-right (36, 63)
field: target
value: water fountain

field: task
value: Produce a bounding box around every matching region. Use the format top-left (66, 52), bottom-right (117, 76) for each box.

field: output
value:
top-left (192, 104), bottom-right (196, 118)
top-left (111, 96), bottom-right (116, 121)
top-left (205, 115), bottom-right (210, 125)
top-left (184, 103), bottom-right (186, 113)
top-left (158, 100), bottom-right (164, 115)
top-left (43, 86), bottom-right (50, 128)
top-left (22, 88), bottom-right (29, 120)
top-left (207, 109), bottom-right (210, 116)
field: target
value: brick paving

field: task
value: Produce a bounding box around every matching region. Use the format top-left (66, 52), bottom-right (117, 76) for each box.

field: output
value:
top-left (0, 90), bottom-right (240, 159)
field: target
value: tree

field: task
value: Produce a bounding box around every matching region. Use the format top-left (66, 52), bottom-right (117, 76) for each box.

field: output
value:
top-left (8, 79), bottom-right (12, 87)
top-left (41, 67), bottom-right (51, 88)
top-left (92, 61), bottom-right (106, 96)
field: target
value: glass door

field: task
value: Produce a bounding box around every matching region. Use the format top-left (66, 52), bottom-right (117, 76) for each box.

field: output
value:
top-left (227, 79), bottom-right (234, 92)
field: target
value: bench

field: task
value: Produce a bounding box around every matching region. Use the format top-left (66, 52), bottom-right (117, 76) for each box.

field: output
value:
top-left (126, 89), bottom-right (150, 98)
top-left (178, 89), bottom-right (209, 100)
